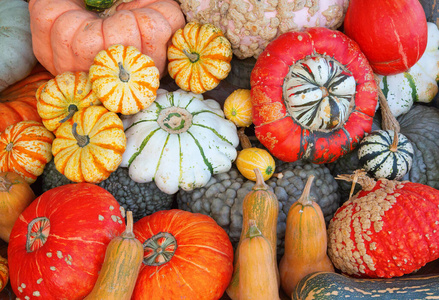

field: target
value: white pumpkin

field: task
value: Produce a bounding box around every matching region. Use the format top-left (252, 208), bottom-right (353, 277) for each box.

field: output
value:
top-left (377, 22), bottom-right (439, 117)
top-left (121, 89), bottom-right (239, 194)
top-left (0, 0), bottom-right (37, 92)
top-left (179, 0), bottom-right (349, 59)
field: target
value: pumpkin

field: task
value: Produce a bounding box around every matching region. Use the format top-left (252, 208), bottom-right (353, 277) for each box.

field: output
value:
top-left (279, 175), bottom-right (334, 296)
top-left (0, 64), bottom-right (53, 133)
top-left (28, 0), bottom-right (186, 77)
top-left (52, 105), bottom-right (126, 183)
top-left (376, 22), bottom-right (439, 117)
top-left (328, 171), bottom-right (439, 278)
top-left (0, 0), bottom-right (37, 92)
top-left (0, 255), bottom-right (7, 293)
top-left (132, 209), bottom-right (234, 300)
top-left (179, 0), bottom-right (350, 59)
top-left (36, 71), bottom-right (101, 133)
top-left (0, 121), bottom-right (54, 184)
top-left (85, 0), bottom-right (116, 11)
top-left (7, 183), bottom-right (126, 300)
top-left (0, 172), bottom-right (35, 243)
top-left (223, 89), bottom-right (253, 128)
top-left (121, 89), bottom-right (239, 195)
top-left (226, 168), bottom-right (280, 299)
top-left (237, 220), bottom-right (280, 300)
top-left (251, 27), bottom-right (378, 164)
top-left (84, 211), bottom-right (143, 300)
top-left (89, 44), bottom-right (160, 115)
top-left (167, 21), bottom-right (233, 94)
top-left (344, 0), bottom-right (428, 75)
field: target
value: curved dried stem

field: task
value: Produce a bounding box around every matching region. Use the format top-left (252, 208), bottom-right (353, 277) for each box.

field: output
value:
top-left (374, 74), bottom-right (400, 133)
top-left (336, 169), bottom-right (376, 198)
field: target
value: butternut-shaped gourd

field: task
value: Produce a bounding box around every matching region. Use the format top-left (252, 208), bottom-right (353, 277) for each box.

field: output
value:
top-left (226, 168), bottom-right (279, 299)
top-left (279, 175), bottom-right (334, 297)
top-left (84, 211), bottom-right (143, 300)
top-left (238, 220), bottom-right (280, 300)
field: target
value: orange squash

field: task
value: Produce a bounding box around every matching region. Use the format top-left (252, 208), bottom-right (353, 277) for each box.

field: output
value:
top-left (0, 172), bottom-right (36, 243)
top-left (226, 168), bottom-right (279, 299)
top-left (0, 254), bottom-right (7, 293)
top-left (238, 220), bottom-right (280, 300)
top-left (223, 89), bottom-right (253, 128)
top-left (279, 175), bottom-right (334, 297)
top-left (84, 211), bottom-right (143, 300)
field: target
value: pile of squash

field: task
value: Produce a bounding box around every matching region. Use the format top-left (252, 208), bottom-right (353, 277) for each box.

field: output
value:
top-left (1, 0), bottom-right (439, 299)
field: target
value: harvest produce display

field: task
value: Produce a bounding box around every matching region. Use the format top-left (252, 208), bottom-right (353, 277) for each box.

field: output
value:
top-left (1, 0), bottom-right (439, 299)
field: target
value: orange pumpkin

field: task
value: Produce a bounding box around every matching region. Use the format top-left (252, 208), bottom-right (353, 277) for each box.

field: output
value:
top-left (0, 65), bottom-right (53, 133)
top-left (28, 0), bottom-right (186, 77)
top-left (0, 254), bottom-right (7, 293)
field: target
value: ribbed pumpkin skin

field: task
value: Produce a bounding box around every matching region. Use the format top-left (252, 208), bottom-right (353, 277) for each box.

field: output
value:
top-left (279, 176), bottom-right (334, 296)
top-left (328, 178), bottom-right (439, 278)
top-left (0, 172), bottom-right (35, 243)
top-left (36, 71), bottom-right (101, 133)
top-left (52, 105), bottom-right (126, 183)
top-left (0, 65), bottom-right (53, 133)
top-left (132, 209), bottom-right (234, 300)
top-left (0, 120), bottom-right (54, 184)
top-left (236, 147), bottom-right (276, 181)
top-left (0, 254), bottom-right (7, 293)
top-left (168, 21), bottom-right (233, 94)
top-left (223, 89), bottom-right (253, 127)
top-left (84, 212), bottom-right (143, 300)
top-left (226, 169), bottom-right (279, 299)
top-left (7, 183), bottom-right (126, 300)
top-left (89, 44), bottom-right (160, 115)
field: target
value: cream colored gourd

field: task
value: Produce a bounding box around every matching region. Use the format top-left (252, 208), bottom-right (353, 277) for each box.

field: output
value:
top-left (84, 211), bottom-right (143, 300)
top-left (279, 175), bottom-right (334, 297)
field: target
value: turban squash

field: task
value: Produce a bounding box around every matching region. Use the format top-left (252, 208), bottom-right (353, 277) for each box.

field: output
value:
top-left (28, 0), bottom-right (186, 77)
top-left (251, 27), bottom-right (378, 164)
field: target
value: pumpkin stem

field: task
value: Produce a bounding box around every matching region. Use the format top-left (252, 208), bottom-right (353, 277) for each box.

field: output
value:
top-left (0, 176), bottom-right (13, 193)
top-left (5, 143), bottom-right (13, 152)
top-left (238, 127), bottom-right (252, 149)
top-left (246, 220), bottom-right (262, 239)
top-left (374, 74), bottom-right (400, 133)
top-left (183, 49), bottom-right (200, 63)
top-left (59, 104), bottom-right (78, 124)
top-left (252, 168), bottom-right (269, 191)
top-left (99, 0), bottom-right (133, 17)
top-left (118, 62), bottom-right (130, 82)
top-left (336, 169), bottom-right (376, 198)
top-left (72, 123), bottom-right (90, 148)
top-left (122, 211), bottom-right (135, 238)
top-left (297, 175), bottom-right (315, 206)
top-left (389, 130), bottom-right (399, 152)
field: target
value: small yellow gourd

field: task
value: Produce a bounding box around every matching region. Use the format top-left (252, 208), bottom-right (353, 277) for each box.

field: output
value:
top-left (84, 211), bottom-right (143, 300)
top-left (279, 175), bottom-right (334, 297)
top-left (224, 89), bottom-right (253, 127)
top-left (238, 220), bottom-right (280, 300)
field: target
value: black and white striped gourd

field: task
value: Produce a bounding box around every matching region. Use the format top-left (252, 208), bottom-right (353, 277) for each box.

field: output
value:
top-left (357, 130), bottom-right (414, 180)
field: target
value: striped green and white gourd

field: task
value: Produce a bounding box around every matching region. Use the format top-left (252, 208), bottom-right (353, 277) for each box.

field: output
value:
top-left (283, 55), bottom-right (356, 130)
top-left (120, 89), bottom-right (239, 195)
top-left (357, 130), bottom-right (414, 180)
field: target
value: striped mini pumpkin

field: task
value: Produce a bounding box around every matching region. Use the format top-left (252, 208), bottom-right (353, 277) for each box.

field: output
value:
top-left (357, 130), bottom-right (414, 180)
top-left (283, 55), bottom-right (356, 130)
top-left (236, 147), bottom-right (275, 181)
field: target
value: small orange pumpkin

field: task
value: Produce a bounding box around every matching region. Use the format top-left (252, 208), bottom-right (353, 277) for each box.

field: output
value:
top-left (223, 89), bottom-right (253, 128)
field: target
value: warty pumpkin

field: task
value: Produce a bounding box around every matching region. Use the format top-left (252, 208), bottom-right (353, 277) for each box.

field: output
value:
top-left (36, 71), bottom-right (101, 133)
top-left (84, 211), bottom-right (143, 300)
top-left (0, 121), bottom-right (54, 184)
top-left (0, 172), bottom-right (36, 243)
top-left (0, 64), bottom-right (53, 133)
top-left (279, 175), bottom-right (334, 297)
top-left (52, 105), bottom-right (126, 183)
top-left (0, 254), bottom-right (7, 293)
top-left (89, 44), bottom-right (160, 115)
top-left (167, 21), bottom-right (233, 94)
top-left (328, 171), bottom-right (439, 278)
top-left (251, 27), bottom-right (378, 164)
top-left (28, 0), bottom-right (185, 77)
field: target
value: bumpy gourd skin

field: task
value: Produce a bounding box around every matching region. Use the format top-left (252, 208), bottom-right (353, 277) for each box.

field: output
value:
top-left (40, 160), bottom-right (174, 221)
top-left (177, 158), bottom-right (340, 256)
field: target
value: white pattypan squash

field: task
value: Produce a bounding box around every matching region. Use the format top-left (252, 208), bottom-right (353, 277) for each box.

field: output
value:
top-left (377, 22), bottom-right (439, 117)
top-left (121, 89), bottom-right (239, 195)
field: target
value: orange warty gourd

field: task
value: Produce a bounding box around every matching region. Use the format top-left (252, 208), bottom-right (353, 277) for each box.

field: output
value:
top-left (0, 172), bottom-right (36, 243)
top-left (279, 175), bottom-right (334, 297)
top-left (84, 211), bottom-right (143, 300)
top-left (28, 0), bottom-right (186, 77)
top-left (0, 254), bottom-right (8, 293)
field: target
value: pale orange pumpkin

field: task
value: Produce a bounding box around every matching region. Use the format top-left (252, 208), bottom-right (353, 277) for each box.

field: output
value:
top-left (167, 21), bottom-right (233, 94)
top-left (0, 121), bottom-right (54, 184)
top-left (28, 0), bottom-right (185, 77)
top-left (89, 44), bottom-right (160, 115)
